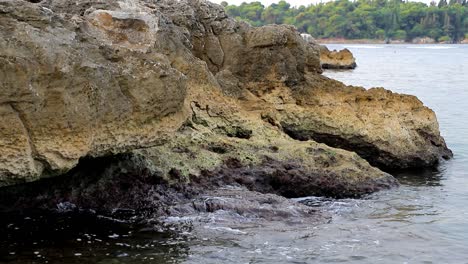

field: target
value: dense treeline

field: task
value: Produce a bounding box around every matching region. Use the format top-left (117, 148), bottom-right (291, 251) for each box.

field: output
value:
top-left (221, 0), bottom-right (468, 42)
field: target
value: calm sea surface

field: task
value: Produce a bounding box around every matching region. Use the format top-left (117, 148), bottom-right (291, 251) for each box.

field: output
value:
top-left (1, 44), bottom-right (467, 263)
top-left (320, 44), bottom-right (468, 263)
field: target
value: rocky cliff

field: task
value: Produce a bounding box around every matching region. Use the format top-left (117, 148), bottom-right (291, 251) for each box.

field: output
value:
top-left (0, 0), bottom-right (451, 207)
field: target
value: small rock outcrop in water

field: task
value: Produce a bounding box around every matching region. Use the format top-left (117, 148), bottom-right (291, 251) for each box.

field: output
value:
top-left (319, 46), bottom-right (357, 69)
top-left (0, 0), bottom-right (452, 214)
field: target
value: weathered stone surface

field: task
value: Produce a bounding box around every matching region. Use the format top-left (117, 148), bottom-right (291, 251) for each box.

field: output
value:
top-left (0, 0), bottom-right (189, 185)
top-left (0, 0), bottom-right (451, 200)
top-left (319, 45), bottom-right (357, 69)
top-left (274, 76), bottom-right (453, 170)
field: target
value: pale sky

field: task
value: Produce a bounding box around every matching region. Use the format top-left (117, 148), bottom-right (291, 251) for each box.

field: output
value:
top-left (209, 0), bottom-right (432, 7)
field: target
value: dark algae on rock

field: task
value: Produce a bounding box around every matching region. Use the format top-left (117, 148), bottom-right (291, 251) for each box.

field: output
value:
top-left (0, 0), bottom-right (451, 235)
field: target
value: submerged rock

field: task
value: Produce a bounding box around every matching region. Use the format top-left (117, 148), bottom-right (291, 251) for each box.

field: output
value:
top-left (319, 46), bottom-right (357, 69)
top-left (0, 0), bottom-right (451, 208)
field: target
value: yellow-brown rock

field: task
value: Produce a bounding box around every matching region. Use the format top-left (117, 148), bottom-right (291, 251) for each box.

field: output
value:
top-left (0, 0), bottom-right (451, 198)
top-left (320, 46), bottom-right (357, 69)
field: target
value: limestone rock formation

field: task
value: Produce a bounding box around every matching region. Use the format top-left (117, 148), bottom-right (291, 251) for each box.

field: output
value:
top-left (274, 77), bottom-right (453, 169)
top-left (0, 0), bottom-right (451, 203)
top-left (319, 46), bottom-right (357, 69)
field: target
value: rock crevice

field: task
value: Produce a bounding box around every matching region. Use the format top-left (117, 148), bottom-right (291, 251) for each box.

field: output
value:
top-left (8, 103), bottom-right (45, 170)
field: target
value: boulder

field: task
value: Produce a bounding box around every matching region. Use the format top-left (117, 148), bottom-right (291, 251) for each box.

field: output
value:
top-left (319, 45), bottom-right (357, 69)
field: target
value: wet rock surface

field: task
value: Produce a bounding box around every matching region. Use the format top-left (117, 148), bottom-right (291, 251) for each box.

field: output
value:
top-left (0, 151), bottom-right (396, 216)
top-left (0, 156), bottom-right (327, 263)
top-left (0, 187), bottom-right (327, 264)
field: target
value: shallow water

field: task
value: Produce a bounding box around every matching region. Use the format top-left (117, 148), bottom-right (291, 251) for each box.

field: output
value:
top-left (320, 44), bottom-right (468, 263)
top-left (1, 44), bottom-right (468, 263)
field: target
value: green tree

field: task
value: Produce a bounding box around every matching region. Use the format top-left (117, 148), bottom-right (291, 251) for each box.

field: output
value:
top-left (223, 0), bottom-right (468, 43)
top-left (438, 0), bottom-right (448, 8)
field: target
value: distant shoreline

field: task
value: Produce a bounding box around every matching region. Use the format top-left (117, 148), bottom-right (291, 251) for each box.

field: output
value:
top-left (317, 38), bottom-right (468, 45)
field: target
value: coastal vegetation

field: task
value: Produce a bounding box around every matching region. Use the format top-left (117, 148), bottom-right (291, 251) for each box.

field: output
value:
top-left (221, 0), bottom-right (468, 42)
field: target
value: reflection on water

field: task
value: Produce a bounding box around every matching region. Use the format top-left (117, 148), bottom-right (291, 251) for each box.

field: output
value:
top-left (394, 166), bottom-right (445, 187)
top-left (0, 211), bottom-right (191, 264)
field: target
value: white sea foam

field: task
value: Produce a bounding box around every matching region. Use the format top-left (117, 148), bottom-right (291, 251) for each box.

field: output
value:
top-left (290, 196), bottom-right (321, 202)
top-left (203, 225), bottom-right (247, 234)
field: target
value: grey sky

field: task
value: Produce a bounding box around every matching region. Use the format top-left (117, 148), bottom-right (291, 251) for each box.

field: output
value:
top-left (209, 0), bottom-right (432, 7)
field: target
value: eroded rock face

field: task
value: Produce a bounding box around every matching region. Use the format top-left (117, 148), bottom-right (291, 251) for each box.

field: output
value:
top-left (273, 76), bottom-right (453, 170)
top-left (0, 0), bottom-right (190, 186)
top-left (0, 0), bottom-right (451, 203)
top-left (319, 46), bottom-right (357, 69)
